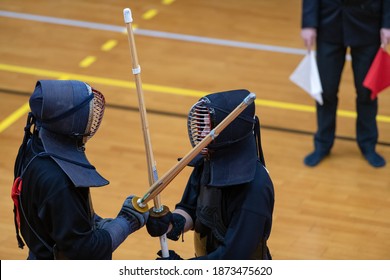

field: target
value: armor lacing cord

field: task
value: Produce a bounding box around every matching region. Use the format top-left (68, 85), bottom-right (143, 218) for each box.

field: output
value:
top-left (18, 187), bottom-right (56, 257)
top-left (42, 94), bottom-right (93, 124)
top-left (39, 94), bottom-right (94, 141)
top-left (12, 178), bottom-right (25, 249)
top-left (16, 113), bottom-right (35, 176)
top-left (12, 151), bottom-right (56, 255)
top-left (12, 112), bottom-right (36, 249)
top-left (254, 116), bottom-right (266, 166)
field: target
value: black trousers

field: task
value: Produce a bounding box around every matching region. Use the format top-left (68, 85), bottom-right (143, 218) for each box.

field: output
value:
top-left (314, 40), bottom-right (380, 154)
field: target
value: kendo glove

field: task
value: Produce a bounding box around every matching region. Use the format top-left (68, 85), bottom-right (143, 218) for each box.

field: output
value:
top-left (146, 209), bottom-right (186, 241)
top-left (118, 195), bottom-right (149, 231)
top-left (166, 213), bottom-right (186, 241)
top-left (146, 205), bottom-right (173, 237)
top-left (156, 250), bottom-right (183, 260)
top-left (97, 196), bottom-right (149, 252)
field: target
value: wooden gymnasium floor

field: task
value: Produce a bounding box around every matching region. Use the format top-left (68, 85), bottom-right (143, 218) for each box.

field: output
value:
top-left (0, 0), bottom-right (389, 260)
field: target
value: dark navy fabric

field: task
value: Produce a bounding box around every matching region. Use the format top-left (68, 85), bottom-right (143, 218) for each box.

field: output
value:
top-left (15, 134), bottom-right (112, 259)
top-left (302, 0), bottom-right (389, 156)
top-left (302, 0), bottom-right (390, 47)
top-left (175, 159), bottom-right (274, 260)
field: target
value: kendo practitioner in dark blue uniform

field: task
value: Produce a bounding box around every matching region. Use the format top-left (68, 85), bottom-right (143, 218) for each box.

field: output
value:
top-left (301, 0), bottom-right (390, 167)
top-left (146, 89), bottom-right (275, 260)
top-left (12, 80), bottom-right (149, 259)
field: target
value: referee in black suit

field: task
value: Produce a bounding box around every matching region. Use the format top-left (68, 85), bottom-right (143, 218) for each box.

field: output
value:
top-left (301, 0), bottom-right (390, 167)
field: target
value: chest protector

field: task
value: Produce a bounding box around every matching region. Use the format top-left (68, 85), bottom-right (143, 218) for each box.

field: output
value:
top-left (194, 161), bottom-right (228, 256)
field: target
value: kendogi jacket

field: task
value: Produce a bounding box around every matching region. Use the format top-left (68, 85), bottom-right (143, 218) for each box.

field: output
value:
top-left (14, 134), bottom-right (113, 259)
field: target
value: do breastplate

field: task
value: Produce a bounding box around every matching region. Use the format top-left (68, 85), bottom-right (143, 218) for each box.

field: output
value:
top-left (194, 161), bottom-right (228, 256)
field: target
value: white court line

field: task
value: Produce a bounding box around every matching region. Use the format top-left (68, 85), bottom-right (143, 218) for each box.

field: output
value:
top-left (0, 10), bottom-right (307, 55)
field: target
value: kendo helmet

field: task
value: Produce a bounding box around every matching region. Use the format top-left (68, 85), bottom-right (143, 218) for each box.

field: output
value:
top-left (187, 89), bottom-right (263, 186)
top-left (29, 80), bottom-right (109, 187)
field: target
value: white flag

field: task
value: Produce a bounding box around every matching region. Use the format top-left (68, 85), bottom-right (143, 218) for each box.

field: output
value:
top-left (289, 51), bottom-right (323, 105)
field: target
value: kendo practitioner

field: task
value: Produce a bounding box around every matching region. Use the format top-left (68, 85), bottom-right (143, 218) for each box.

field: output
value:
top-left (11, 80), bottom-right (149, 259)
top-left (146, 89), bottom-right (275, 260)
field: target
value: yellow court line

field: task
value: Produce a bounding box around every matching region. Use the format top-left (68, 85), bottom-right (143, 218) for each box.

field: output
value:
top-left (0, 63), bottom-right (206, 96)
top-left (162, 0), bottom-right (176, 5)
top-left (101, 40), bottom-right (118, 51)
top-left (0, 102), bottom-right (30, 133)
top-left (79, 56), bottom-right (96, 68)
top-left (257, 99), bottom-right (315, 113)
top-left (142, 9), bottom-right (158, 20)
top-left (0, 63), bottom-right (389, 133)
top-left (58, 75), bottom-right (71, 80)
